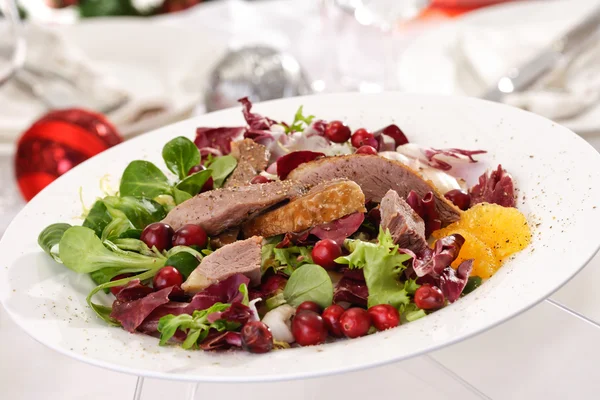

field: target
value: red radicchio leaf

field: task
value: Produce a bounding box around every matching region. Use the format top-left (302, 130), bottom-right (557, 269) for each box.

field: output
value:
top-left (333, 277), bottom-right (368, 307)
top-left (111, 282), bottom-right (175, 332)
top-left (422, 148), bottom-right (487, 171)
top-left (276, 230), bottom-right (311, 248)
top-left (244, 130), bottom-right (275, 147)
top-left (375, 124), bottom-right (409, 149)
top-left (189, 274), bottom-right (251, 310)
top-left (199, 331), bottom-right (243, 351)
top-left (439, 259), bottom-right (474, 303)
top-left (469, 164), bottom-right (516, 207)
top-left (136, 274), bottom-right (250, 335)
top-left (276, 150), bottom-right (325, 180)
top-left (239, 97), bottom-right (276, 131)
top-left (207, 302), bottom-right (253, 325)
top-left (114, 280), bottom-right (153, 301)
top-left (407, 191), bottom-right (442, 237)
top-left (412, 234), bottom-right (465, 278)
top-left (338, 267), bottom-right (366, 282)
top-left (310, 212), bottom-right (365, 244)
top-left (195, 127), bottom-right (245, 155)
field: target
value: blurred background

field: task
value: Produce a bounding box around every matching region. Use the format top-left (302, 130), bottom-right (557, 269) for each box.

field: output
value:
top-left (4, 0), bottom-right (600, 229)
top-left (3, 1), bottom-right (600, 399)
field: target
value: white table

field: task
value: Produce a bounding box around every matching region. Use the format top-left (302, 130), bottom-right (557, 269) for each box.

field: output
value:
top-left (2, 1), bottom-right (600, 398)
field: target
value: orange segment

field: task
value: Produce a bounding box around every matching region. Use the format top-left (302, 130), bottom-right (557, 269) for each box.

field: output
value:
top-left (443, 229), bottom-right (499, 279)
top-left (433, 203), bottom-right (531, 278)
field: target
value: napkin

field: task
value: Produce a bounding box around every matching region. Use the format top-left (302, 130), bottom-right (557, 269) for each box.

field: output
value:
top-left (0, 24), bottom-right (172, 143)
top-left (453, 18), bottom-right (600, 121)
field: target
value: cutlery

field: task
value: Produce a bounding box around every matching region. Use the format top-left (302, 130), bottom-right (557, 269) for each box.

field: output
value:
top-left (483, 5), bottom-right (600, 102)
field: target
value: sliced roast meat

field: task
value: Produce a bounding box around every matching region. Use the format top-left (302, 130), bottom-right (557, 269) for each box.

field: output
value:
top-left (242, 179), bottom-right (366, 238)
top-left (380, 190), bottom-right (427, 253)
top-left (287, 154), bottom-right (461, 226)
top-left (224, 139), bottom-right (270, 188)
top-left (161, 180), bottom-right (309, 234)
top-left (182, 236), bottom-right (263, 294)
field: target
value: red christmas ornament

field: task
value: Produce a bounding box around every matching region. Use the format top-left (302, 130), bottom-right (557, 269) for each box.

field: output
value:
top-left (15, 109), bottom-right (123, 201)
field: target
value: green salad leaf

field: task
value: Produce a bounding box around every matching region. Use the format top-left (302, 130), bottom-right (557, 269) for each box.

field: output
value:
top-left (82, 201), bottom-right (112, 238)
top-left (101, 217), bottom-right (133, 242)
top-left (118, 229), bottom-right (142, 240)
top-left (400, 303), bottom-right (427, 323)
top-left (162, 136), bottom-right (201, 180)
top-left (262, 243), bottom-right (313, 276)
top-left (176, 169), bottom-right (212, 196)
top-left (404, 278), bottom-right (421, 295)
top-left (38, 223), bottom-right (71, 263)
top-left (283, 264), bottom-right (333, 309)
top-left (103, 196), bottom-right (166, 229)
top-left (164, 251), bottom-right (200, 280)
top-left (336, 228), bottom-right (412, 308)
top-left (157, 303), bottom-right (237, 349)
top-left (59, 226), bottom-right (165, 274)
top-left (239, 283), bottom-right (250, 306)
top-left (172, 187), bottom-right (192, 205)
top-left (208, 155), bottom-right (237, 188)
top-left (285, 106), bottom-right (315, 133)
top-left (119, 160), bottom-right (172, 198)
top-left (463, 276), bottom-right (482, 295)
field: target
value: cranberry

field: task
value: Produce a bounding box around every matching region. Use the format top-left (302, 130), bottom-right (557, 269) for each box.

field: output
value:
top-left (152, 266), bottom-right (184, 291)
top-left (339, 308), bottom-right (371, 338)
top-left (445, 189), bottom-right (471, 211)
top-left (140, 222), bottom-right (174, 252)
top-left (351, 128), bottom-right (378, 150)
top-left (414, 284), bottom-right (445, 310)
top-left (241, 321), bottom-right (273, 353)
top-left (322, 304), bottom-right (345, 337)
top-left (355, 145), bottom-right (378, 155)
top-left (292, 310), bottom-right (328, 346)
top-left (311, 239), bottom-right (342, 270)
top-left (325, 121), bottom-right (352, 143)
top-left (250, 175), bottom-right (271, 184)
top-left (172, 224), bottom-right (208, 248)
top-left (109, 273), bottom-right (134, 296)
top-left (368, 304), bottom-right (400, 331)
top-left (297, 301), bottom-right (321, 314)
top-left (188, 164), bottom-right (214, 192)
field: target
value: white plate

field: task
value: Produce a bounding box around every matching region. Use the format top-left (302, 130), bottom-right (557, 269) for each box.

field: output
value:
top-left (398, 0), bottom-right (600, 135)
top-left (1, 93), bottom-right (599, 382)
top-left (0, 18), bottom-right (226, 140)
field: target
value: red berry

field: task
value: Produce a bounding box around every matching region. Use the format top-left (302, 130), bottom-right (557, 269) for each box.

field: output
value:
top-left (297, 301), bottom-right (321, 314)
top-left (188, 165), bottom-right (214, 192)
top-left (325, 121), bottom-right (351, 143)
top-left (322, 304), bottom-right (345, 337)
top-left (172, 224), bottom-right (208, 248)
top-left (153, 266), bottom-right (184, 291)
top-left (311, 239), bottom-right (342, 270)
top-left (109, 273), bottom-right (134, 296)
top-left (351, 128), bottom-right (377, 149)
top-left (292, 310), bottom-right (328, 346)
top-left (445, 189), bottom-right (471, 211)
top-left (241, 321), bottom-right (273, 353)
top-left (367, 304), bottom-right (400, 331)
top-left (355, 145), bottom-right (378, 155)
top-left (251, 175), bottom-right (271, 184)
top-left (140, 222), bottom-right (174, 252)
top-left (339, 308), bottom-right (371, 338)
top-left (414, 284), bottom-right (445, 310)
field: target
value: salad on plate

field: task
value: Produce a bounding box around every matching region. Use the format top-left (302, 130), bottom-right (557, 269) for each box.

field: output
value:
top-left (38, 98), bottom-right (532, 354)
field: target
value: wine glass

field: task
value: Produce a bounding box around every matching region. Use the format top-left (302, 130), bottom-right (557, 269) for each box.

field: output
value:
top-left (0, 0), bottom-right (26, 87)
top-left (322, 0), bottom-right (430, 92)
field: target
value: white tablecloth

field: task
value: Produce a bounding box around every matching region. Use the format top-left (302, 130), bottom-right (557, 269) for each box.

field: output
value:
top-left (2, 1), bottom-right (600, 398)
